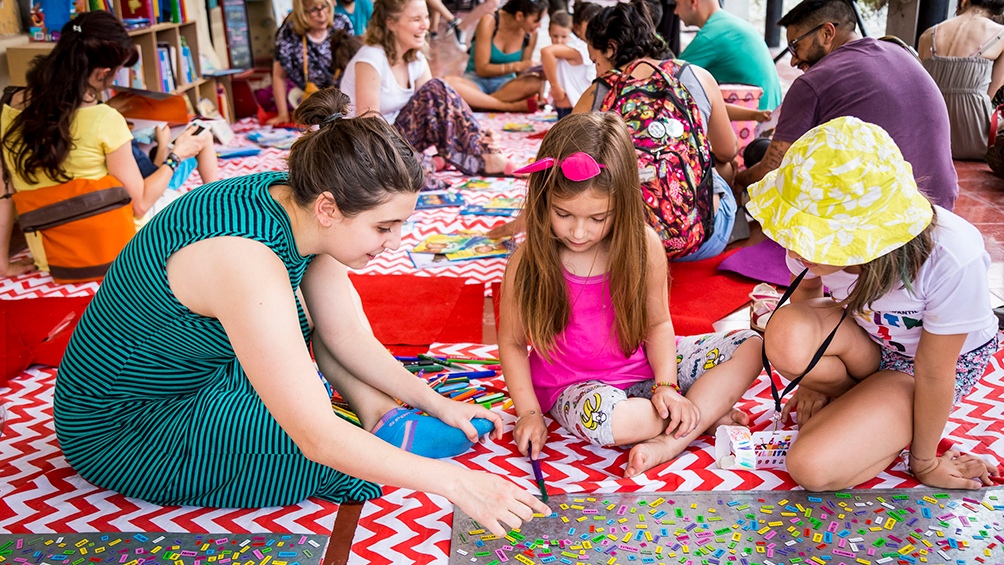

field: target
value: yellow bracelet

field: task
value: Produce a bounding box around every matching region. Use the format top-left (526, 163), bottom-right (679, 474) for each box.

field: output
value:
top-left (651, 382), bottom-right (681, 395)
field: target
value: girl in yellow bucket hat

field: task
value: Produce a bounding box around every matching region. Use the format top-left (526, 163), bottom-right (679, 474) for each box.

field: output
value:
top-left (746, 116), bottom-right (1001, 491)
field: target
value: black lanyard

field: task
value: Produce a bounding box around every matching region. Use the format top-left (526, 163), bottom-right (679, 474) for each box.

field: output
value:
top-left (762, 268), bottom-right (849, 415)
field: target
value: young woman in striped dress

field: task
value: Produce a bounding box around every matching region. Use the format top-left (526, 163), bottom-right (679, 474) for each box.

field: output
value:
top-left (56, 88), bottom-right (549, 536)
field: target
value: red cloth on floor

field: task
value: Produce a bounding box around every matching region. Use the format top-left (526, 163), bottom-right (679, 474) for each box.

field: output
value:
top-left (1, 296), bottom-right (92, 384)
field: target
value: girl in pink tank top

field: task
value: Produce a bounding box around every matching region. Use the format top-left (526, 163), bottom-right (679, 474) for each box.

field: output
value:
top-left (499, 112), bottom-right (763, 479)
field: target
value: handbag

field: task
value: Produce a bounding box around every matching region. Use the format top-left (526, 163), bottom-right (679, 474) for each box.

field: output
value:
top-left (1, 86), bottom-right (136, 283)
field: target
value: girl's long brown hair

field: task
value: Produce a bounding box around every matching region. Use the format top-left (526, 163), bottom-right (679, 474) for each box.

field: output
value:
top-left (511, 112), bottom-right (649, 359)
top-left (4, 12), bottom-right (137, 185)
top-left (842, 210), bottom-right (937, 315)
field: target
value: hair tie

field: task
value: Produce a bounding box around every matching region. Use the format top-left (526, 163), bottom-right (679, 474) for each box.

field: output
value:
top-left (322, 112), bottom-right (343, 125)
top-left (73, 25), bottom-right (82, 32)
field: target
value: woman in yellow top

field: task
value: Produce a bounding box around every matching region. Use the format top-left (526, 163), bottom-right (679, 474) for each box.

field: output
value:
top-left (0, 11), bottom-right (209, 278)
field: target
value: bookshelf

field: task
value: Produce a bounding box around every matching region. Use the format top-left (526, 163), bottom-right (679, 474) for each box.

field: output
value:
top-left (6, 14), bottom-right (234, 121)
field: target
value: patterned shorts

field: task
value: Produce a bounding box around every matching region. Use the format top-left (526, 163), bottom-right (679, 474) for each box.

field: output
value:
top-left (549, 329), bottom-right (760, 446)
top-left (877, 334), bottom-right (999, 404)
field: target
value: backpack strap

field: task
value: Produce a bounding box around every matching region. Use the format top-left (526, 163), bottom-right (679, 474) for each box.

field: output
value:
top-left (0, 85), bottom-right (25, 200)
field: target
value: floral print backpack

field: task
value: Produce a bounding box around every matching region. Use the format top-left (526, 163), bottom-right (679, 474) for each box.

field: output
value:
top-left (594, 59), bottom-right (715, 259)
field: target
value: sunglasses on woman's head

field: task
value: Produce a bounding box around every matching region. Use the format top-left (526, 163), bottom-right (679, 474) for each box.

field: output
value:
top-left (513, 152), bottom-right (606, 182)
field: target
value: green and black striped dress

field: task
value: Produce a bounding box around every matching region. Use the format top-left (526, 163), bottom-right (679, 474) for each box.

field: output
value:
top-left (55, 171), bottom-right (383, 507)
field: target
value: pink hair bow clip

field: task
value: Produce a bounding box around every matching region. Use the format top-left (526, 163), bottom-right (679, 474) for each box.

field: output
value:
top-left (512, 152), bottom-right (606, 182)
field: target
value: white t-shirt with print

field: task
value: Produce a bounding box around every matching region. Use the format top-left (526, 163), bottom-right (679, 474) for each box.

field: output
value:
top-left (341, 45), bottom-right (428, 124)
top-left (785, 206), bottom-right (998, 357)
top-left (555, 34), bottom-right (596, 107)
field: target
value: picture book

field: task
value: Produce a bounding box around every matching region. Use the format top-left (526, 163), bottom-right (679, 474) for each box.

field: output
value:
top-left (502, 122), bottom-right (534, 132)
top-left (444, 236), bottom-right (513, 261)
top-left (411, 233), bottom-right (477, 255)
top-left (453, 179), bottom-right (493, 190)
top-left (460, 196), bottom-right (524, 217)
top-left (409, 233), bottom-right (513, 268)
top-left (416, 190), bottom-right (465, 210)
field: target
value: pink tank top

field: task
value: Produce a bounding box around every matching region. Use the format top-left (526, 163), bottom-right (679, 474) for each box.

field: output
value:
top-left (528, 269), bottom-right (654, 411)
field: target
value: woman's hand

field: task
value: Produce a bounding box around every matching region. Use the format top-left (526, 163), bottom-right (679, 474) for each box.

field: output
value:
top-left (780, 386), bottom-right (830, 426)
top-left (154, 124), bottom-right (172, 148)
top-left (446, 469), bottom-right (552, 536)
top-left (513, 411), bottom-right (548, 459)
top-left (266, 112), bottom-right (291, 126)
top-left (1, 256), bottom-right (36, 277)
top-left (172, 126), bottom-right (212, 160)
top-left (423, 395), bottom-right (504, 442)
top-left (652, 387), bottom-right (700, 439)
top-left (912, 450), bottom-right (999, 489)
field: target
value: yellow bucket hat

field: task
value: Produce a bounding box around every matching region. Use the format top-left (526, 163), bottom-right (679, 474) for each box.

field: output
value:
top-left (746, 117), bottom-right (933, 267)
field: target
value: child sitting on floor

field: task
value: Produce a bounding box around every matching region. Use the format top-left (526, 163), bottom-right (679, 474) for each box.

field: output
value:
top-left (749, 116), bottom-right (1000, 491)
top-left (541, 4), bottom-right (601, 118)
top-left (129, 123), bottom-right (219, 222)
top-left (498, 112), bottom-right (763, 478)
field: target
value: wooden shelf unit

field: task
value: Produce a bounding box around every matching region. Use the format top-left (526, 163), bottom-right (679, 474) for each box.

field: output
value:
top-left (6, 16), bottom-right (233, 121)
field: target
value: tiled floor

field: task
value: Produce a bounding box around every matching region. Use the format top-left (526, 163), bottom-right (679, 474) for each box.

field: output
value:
top-left (954, 160), bottom-right (1004, 304)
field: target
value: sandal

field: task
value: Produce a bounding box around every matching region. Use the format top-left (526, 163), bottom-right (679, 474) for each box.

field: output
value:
top-left (749, 283), bottom-right (781, 334)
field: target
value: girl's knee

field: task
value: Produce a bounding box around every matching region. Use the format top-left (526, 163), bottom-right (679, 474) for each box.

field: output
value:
top-left (786, 441), bottom-right (848, 492)
top-left (763, 306), bottom-right (831, 376)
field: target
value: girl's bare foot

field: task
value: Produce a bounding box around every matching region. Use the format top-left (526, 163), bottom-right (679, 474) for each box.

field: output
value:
top-left (623, 408), bottom-right (749, 478)
top-left (624, 434), bottom-right (687, 479)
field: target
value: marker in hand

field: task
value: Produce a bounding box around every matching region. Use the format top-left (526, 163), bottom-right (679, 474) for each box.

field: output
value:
top-left (527, 441), bottom-right (548, 502)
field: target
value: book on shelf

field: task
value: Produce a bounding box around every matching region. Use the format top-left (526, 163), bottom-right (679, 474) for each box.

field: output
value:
top-left (156, 41), bottom-right (179, 92)
top-left (120, 0), bottom-right (155, 25)
top-left (113, 48), bottom-right (146, 90)
top-left (178, 39), bottom-right (198, 85)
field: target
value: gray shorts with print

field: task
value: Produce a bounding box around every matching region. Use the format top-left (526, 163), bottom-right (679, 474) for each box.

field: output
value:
top-left (549, 329), bottom-right (759, 446)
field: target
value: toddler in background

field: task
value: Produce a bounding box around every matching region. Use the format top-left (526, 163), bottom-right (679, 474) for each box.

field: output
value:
top-left (499, 112), bottom-right (763, 479)
top-left (541, 3), bottom-right (601, 118)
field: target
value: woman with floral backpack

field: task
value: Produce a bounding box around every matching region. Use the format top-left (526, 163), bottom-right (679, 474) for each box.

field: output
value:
top-left (573, 0), bottom-right (738, 262)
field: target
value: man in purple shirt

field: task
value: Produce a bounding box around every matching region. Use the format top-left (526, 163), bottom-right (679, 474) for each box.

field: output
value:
top-left (735, 0), bottom-right (958, 210)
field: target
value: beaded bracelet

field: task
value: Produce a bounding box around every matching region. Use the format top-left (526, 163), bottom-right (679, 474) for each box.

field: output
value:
top-left (163, 152), bottom-right (182, 172)
top-left (651, 382), bottom-right (681, 395)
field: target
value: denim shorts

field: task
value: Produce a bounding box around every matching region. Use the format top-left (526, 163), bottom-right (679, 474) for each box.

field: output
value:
top-left (464, 72), bottom-right (515, 95)
top-left (674, 171), bottom-right (735, 262)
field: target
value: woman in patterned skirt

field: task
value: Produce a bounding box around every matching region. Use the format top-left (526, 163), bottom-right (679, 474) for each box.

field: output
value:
top-left (341, 0), bottom-right (517, 184)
